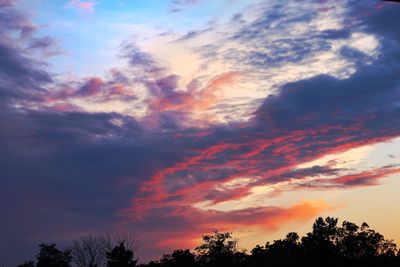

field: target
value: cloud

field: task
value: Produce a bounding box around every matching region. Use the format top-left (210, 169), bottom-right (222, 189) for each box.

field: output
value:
top-left (204, 0), bottom-right (350, 70)
top-left (0, 0), bottom-right (13, 7)
top-left (319, 166), bottom-right (400, 188)
top-left (0, 5), bottom-right (51, 108)
top-left (45, 103), bottom-right (85, 112)
top-left (173, 0), bottom-right (198, 5)
top-left (121, 43), bottom-right (166, 75)
top-left (41, 73), bottom-right (137, 111)
top-left (146, 71), bottom-right (243, 126)
top-left (127, 200), bottom-right (328, 261)
top-left (0, 41), bottom-right (51, 102)
top-left (169, 0), bottom-right (200, 12)
top-left (68, 0), bottom-right (96, 13)
top-left (27, 36), bottom-right (56, 50)
top-left (124, 0), bottom-right (400, 240)
top-left (0, 4), bottom-right (36, 38)
top-left (76, 77), bottom-right (104, 97)
top-left (165, 0), bottom-right (378, 125)
top-left (174, 27), bottom-right (214, 42)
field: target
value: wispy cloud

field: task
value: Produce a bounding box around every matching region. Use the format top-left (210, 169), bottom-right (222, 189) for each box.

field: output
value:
top-left (68, 0), bottom-right (96, 13)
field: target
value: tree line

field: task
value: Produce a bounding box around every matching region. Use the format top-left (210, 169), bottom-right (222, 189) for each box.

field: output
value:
top-left (17, 217), bottom-right (400, 267)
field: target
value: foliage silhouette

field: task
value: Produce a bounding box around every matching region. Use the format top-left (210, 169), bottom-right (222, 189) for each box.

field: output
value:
top-left (137, 217), bottom-right (399, 267)
top-left (159, 249), bottom-right (196, 267)
top-left (106, 242), bottom-right (138, 267)
top-left (17, 261), bottom-right (35, 267)
top-left (18, 217), bottom-right (400, 267)
top-left (36, 244), bottom-right (72, 267)
top-left (195, 231), bottom-right (238, 267)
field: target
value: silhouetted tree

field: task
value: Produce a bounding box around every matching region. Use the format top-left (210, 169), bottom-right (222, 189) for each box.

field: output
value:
top-left (336, 221), bottom-right (398, 266)
top-left (250, 245), bottom-right (266, 266)
top-left (71, 232), bottom-right (138, 267)
top-left (158, 249), bottom-right (196, 267)
top-left (195, 231), bottom-right (238, 267)
top-left (264, 232), bottom-right (301, 266)
top-left (104, 232), bottom-right (138, 254)
top-left (71, 235), bottom-right (107, 267)
top-left (36, 244), bottom-right (72, 267)
top-left (22, 217), bottom-right (400, 267)
top-left (137, 261), bottom-right (160, 267)
top-left (18, 261), bottom-right (35, 267)
top-left (106, 242), bottom-right (138, 267)
top-left (301, 217), bottom-right (338, 266)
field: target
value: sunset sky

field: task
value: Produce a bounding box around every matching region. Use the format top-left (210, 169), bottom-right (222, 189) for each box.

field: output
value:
top-left (1, 0), bottom-right (400, 265)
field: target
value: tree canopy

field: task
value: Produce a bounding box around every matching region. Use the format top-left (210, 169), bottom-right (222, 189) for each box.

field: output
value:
top-left (18, 217), bottom-right (400, 267)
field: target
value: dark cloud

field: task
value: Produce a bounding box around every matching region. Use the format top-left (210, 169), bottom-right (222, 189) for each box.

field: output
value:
top-left (230, 13), bottom-right (246, 24)
top-left (295, 166), bottom-right (400, 189)
top-left (268, 165), bottom-right (343, 184)
top-left (0, 6), bottom-right (51, 107)
top-left (45, 73), bottom-right (137, 105)
top-left (194, 0), bottom-right (356, 70)
top-left (0, 109), bottom-right (194, 265)
top-left (75, 77), bottom-right (105, 97)
top-left (154, 75), bottom-right (180, 94)
top-left (174, 27), bottom-right (213, 42)
top-left (121, 43), bottom-right (165, 75)
top-left (251, 1), bottom-right (399, 130)
top-left (0, 41), bottom-right (51, 101)
top-left (27, 36), bottom-right (56, 50)
top-left (0, 5), bottom-right (36, 38)
top-left (0, 1), bottom-right (65, 116)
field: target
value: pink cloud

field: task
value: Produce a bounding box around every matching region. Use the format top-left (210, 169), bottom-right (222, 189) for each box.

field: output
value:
top-left (147, 71), bottom-right (243, 125)
top-left (327, 167), bottom-right (400, 187)
top-left (41, 76), bottom-right (136, 106)
top-left (128, 120), bottom-right (400, 221)
top-left (69, 0), bottom-right (95, 13)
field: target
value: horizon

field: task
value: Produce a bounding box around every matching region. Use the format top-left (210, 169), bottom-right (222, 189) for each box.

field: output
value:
top-left (1, 0), bottom-right (400, 266)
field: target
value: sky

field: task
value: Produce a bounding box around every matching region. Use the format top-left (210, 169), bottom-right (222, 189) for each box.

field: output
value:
top-left (1, 0), bottom-right (400, 265)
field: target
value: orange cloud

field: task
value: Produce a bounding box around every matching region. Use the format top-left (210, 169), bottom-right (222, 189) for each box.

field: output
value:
top-left (130, 200), bottom-right (329, 259)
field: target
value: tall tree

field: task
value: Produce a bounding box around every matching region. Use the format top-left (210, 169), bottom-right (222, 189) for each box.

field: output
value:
top-left (106, 242), bottom-right (138, 267)
top-left (71, 235), bottom-right (107, 267)
top-left (301, 217), bottom-right (338, 266)
top-left (195, 231), bottom-right (238, 267)
top-left (36, 244), bottom-right (71, 267)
